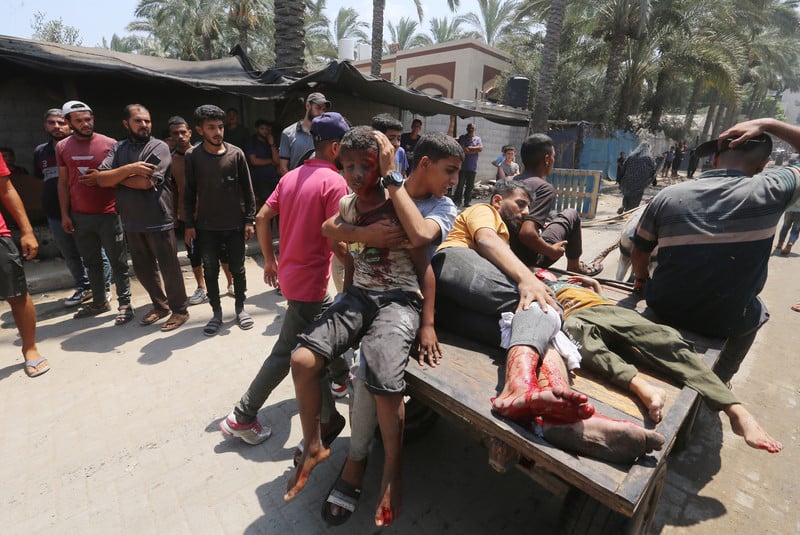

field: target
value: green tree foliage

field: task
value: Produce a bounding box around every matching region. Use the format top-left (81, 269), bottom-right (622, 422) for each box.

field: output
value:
top-left (31, 11), bottom-right (83, 46)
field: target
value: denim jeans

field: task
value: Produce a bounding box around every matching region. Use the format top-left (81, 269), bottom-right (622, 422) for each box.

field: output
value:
top-left (71, 212), bottom-right (130, 307)
top-left (48, 216), bottom-right (111, 291)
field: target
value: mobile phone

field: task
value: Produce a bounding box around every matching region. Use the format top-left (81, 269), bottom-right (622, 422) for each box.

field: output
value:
top-left (145, 152), bottom-right (161, 166)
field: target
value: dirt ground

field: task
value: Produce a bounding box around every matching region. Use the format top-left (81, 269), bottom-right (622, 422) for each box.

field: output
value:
top-left (0, 178), bottom-right (797, 534)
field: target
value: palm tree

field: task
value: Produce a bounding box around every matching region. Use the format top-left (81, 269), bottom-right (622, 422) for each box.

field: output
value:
top-left (305, 0), bottom-right (334, 64)
top-left (461, 0), bottom-right (521, 48)
top-left (421, 16), bottom-right (472, 45)
top-left (275, 0), bottom-right (307, 74)
top-left (386, 17), bottom-right (428, 51)
top-left (332, 7), bottom-right (370, 45)
top-left (227, 0), bottom-right (271, 56)
top-left (370, 0), bottom-right (425, 76)
top-left (129, 0), bottom-right (209, 60)
top-left (526, 0), bottom-right (568, 132)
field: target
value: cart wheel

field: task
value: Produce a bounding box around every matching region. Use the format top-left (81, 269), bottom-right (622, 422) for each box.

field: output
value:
top-left (559, 462), bottom-right (668, 535)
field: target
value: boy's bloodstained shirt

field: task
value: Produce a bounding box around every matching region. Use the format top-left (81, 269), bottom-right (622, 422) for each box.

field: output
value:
top-left (339, 193), bottom-right (419, 293)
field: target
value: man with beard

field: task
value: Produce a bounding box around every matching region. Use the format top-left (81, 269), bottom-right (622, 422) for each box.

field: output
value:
top-left (184, 105), bottom-right (256, 337)
top-left (34, 107), bottom-right (111, 307)
top-left (431, 181), bottom-right (665, 463)
top-left (89, 104), bottom-right (189, 331)
top-left (57, 100), bottom-right (132, 324)
top-left (278, 92), bottom-right (330, 175)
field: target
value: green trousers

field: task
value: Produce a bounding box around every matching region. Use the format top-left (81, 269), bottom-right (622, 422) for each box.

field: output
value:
top-left (563, 305), bottom-right (738, 410)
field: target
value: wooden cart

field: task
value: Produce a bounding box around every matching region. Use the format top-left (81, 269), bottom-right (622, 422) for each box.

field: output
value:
top-left (404, 283), bottom-right (721, 534)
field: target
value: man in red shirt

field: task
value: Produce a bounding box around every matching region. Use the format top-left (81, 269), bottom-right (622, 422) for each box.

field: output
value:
top-left (57, 100), bottom-right (133, 324)
top-left (0, 154), bottom-right (48, 377)
top-left (220, 112), bottom-right (350, 446)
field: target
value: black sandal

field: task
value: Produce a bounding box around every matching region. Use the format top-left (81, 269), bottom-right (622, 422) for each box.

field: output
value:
top-left (203, 317), bottom-right (223, 337)
top-left (115, 305), bottom-right (135, 326)
top-left (321, 464), bottom-right (362, 526)
top-left (73, 302), bottom-right (111, 319)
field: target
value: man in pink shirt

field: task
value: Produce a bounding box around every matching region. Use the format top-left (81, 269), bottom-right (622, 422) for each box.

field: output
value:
top-left (220, 112), bottom-right (350, 445)
top-left (0, 154), bottom-right (48, 377)
top-left (57, 100), bottom-right (133, 324)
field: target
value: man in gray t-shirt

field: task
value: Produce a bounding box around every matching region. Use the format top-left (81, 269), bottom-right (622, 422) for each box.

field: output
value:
top-left (92, 104), bottom-right (189, 330)
top-left (278, 92), bottom-right (329, 175)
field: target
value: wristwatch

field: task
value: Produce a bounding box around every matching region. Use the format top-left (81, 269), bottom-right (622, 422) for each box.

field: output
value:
top-left (381, 171), bottom-right (404, 189)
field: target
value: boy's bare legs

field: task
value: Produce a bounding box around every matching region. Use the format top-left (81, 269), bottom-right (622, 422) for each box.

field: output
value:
top-left (723, 403), bottom-right (783, 453)
top-left (492, 345), bottom-right (594, 423)
top-left (374, 393), bottom-right (404, 527)
top-left (285, 346), bottom-right (330, 501)
top-left (629, 374), bottom-right (666, 423)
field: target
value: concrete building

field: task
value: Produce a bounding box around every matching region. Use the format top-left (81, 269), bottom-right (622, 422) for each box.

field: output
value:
top-left (353, 38), bottom-right (511, 102)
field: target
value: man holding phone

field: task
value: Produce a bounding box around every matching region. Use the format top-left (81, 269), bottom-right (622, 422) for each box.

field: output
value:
top-left (90, 104), bottom-right (189, 331)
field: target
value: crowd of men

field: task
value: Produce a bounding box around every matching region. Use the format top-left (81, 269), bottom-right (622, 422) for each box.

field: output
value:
top-left (1, 91), bottom-right (796, 526)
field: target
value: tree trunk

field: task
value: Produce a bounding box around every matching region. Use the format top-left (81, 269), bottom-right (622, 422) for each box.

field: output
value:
top-left (701, 90), bottom-right (718, 141)
top-left (599, 30), bottom-right (628, 129)
top-left (682, 77), bottom-right (703, 136)
top-left (648, 70), bottom-right (669, 132)
top-left (274, 0), bottom-right (306, 76)
top-left (724, 100), bottom-right (739, 130)
top-left (712, 103), bottom-right (727, 138)
top-left (203, 36), bottom-right (212, 60)
top-left (530, 0), bottom-right (567, 133)
top-left (371, 0), bottom-right (386, 77)
top-left (239, 28), bottom-right (249, 56)
top-left (615, 74), bottom-right (636, 130)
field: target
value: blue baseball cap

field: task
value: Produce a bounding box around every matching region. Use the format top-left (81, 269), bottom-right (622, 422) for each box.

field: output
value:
top-left (311, 112), bottom-right (350, 142)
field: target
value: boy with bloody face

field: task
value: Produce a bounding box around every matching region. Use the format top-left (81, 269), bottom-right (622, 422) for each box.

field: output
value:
top-left (285, 126), bottom-right (440, 527)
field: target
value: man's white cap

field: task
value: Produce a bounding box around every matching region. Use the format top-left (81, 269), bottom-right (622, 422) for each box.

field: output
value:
top-left (62, 100), bottom-right (92, 116)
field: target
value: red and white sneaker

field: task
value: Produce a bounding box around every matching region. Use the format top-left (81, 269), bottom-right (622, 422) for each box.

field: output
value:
top-left (219, 410), bottom-right (272, 444)
top-left (331, 381), bottom-right (348, 399)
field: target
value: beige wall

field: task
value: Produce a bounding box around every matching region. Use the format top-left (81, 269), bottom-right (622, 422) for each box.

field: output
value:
top-left (355, 39), bottom-right (511, 101)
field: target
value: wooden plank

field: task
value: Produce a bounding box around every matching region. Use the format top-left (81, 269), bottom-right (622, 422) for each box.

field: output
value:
top-left (405, 280), bottom-right (724, 518)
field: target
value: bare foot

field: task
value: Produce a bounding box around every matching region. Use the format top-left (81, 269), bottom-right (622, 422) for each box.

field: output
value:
top-left (542, 414), bottom-right (665, 464)
top-left (725, 404), bottom-right (783, 453)
top-left (493, 384), bottom-right (595, 423)
top-left (374, 473), bottom-right (402, 527)
top-left (284, 441), bottom-right (330, 501)
top-left (630, 375), bottom-right (666, 423)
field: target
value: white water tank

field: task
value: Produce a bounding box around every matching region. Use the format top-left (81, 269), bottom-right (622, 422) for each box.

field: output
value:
top-left (338, 38), bottom-right (355, 61)
top-left (357, 43), bottom-right (372, 61)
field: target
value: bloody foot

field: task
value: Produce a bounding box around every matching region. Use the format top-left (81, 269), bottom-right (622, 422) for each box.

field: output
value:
top-left (492, 345), bottom-right (594, 423)
top-left (542, 414), bottom-right (665, 464)
top-left (493, 385), bottom-right (594, 423)
top-left (374, 473), bottom-right (402, 527)
top-left (725, 404), bottom-right (783, 453)
top-left (284, 441), bottom-right (330, 501)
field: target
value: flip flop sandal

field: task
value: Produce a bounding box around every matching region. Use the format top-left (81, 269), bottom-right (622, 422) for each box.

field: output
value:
top-left (115, 305), bottom-right (135, 326)
top-left (73, 302), bottom-right (111, 319)
top-left (577, 261), bottom-right (603, 277)
top-left (791, 304), bottom-right (800, 313)
top-left (161, 312), bottom-right (189, 332)
top-left (236, 311), bottom-right (254, 330)
top-left (293, 412), bottom-right (347, 466)
top-left (321, 464), bottom-right (362, 526)
top-left (25, 357), bottom-right (50, 378)
top-left (140, 308), bottom-right (169, 326)
top-left (203, 317), bottom-right (223, 337)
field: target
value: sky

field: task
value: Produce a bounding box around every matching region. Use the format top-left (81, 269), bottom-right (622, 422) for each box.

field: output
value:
top-left (0, 0), bottom-right (476, 49)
